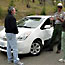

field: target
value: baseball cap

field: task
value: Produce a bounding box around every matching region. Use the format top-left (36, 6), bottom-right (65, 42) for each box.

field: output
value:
top-left (57, 3), bottom-right (63, 9)
top-left (57, 3), bottom-right (63, 7)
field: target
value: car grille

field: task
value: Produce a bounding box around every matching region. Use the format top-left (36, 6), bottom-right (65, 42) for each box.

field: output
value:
top-left (0, 46), bottom-right (7, 50)
top-left (0, 46), bottom-right (13, 51)
top-left (3, 38), bottom-right (7, 41)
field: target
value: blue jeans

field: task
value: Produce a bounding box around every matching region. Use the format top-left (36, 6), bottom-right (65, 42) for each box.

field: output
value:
top-left (6, 33), bottom-right (19, 63)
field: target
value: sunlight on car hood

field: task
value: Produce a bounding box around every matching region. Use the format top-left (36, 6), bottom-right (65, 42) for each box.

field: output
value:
top-left (16, 27), bottom-right (34, 38)
top-left (0, 27), bottom-right (34, 39)
top-left (0, 28), bottom-right (5, 38)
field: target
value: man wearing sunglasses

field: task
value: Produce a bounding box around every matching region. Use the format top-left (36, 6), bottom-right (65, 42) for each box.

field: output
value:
top-left (48, 3), bottom-right (65, 53)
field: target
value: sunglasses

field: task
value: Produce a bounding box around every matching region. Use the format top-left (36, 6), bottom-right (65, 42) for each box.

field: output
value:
top-left (58, 6), bottom-right (62, 9)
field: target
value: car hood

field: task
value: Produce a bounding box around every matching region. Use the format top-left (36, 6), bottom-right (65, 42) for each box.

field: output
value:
top-left (0, 27), bottom-right (34, 38)
top-left (16, 27), bottom-right (34, 38)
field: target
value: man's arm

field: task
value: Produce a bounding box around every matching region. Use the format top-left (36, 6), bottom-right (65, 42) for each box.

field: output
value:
top-left (57, 17), bottom-right (64, 22)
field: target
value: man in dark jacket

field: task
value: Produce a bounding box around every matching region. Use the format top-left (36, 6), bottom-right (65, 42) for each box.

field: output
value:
top-left (4, 6), bottom-right (24, 65)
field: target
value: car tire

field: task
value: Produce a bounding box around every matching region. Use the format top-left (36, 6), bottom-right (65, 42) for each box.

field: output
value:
top-left (30, 41), bottom-right (43, 56)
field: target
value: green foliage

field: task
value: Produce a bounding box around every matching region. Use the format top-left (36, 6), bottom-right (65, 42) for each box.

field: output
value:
top-left (41, 7), bottom-right (46, 15)
top-left (54, 6), bottom-right (57, 13)
top-left (0, 7), bottom-right (3, 19)
top-left (27, 13), bottom-right (35, 16)
top-left (15, 0), bottom-right (20, 2)
top-left (9, 0), bottom-right (15, 7)
top-left (56, 0), bottom-right (60, 5)
top-left (54, 1), bottom-right (60, 13)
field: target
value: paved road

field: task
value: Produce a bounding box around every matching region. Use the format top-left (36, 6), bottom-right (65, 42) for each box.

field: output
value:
top-left (0, 46), bottom-right (65, 65)
top-left (0, 26), bottom-right (65, 65)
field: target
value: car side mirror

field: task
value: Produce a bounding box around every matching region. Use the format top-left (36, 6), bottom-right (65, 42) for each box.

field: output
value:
top-left (44, 25), bottom-right (51, 29)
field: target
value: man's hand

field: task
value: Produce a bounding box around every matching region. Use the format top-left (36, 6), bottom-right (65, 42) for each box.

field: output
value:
top-left (57, 17), bottom-right (60, 20)
top-left (50, 17), bottom-right (54, 21)
top-left (57, 17), bottom-right (64, 22)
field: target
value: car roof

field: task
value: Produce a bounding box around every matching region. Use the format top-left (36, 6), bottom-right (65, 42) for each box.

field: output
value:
top-left (27, 15), bottom-right (52, 19)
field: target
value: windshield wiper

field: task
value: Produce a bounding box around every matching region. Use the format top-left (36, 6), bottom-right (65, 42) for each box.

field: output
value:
top-left (18, 25), bottom-right (31, 28)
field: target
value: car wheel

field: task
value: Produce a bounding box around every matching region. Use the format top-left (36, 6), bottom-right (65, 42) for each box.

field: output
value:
top-left (30, 41), bottom-right (43, 56)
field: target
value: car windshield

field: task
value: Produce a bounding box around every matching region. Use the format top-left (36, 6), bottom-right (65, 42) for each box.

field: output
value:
top-left (17, 17), bottom-right (44, 28)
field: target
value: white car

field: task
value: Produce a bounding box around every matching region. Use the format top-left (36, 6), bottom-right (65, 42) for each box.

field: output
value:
top-left (0, 15), bottom-right (54, 56)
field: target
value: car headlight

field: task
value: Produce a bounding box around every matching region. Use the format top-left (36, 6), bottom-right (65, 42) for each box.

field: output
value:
top-left (0, 36), bottom-right (7, 41)
top-left (18, 32), bottom-right (31, 41)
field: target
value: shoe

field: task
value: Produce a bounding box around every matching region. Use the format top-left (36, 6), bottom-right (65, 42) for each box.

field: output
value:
top-left (14, 61), bottom-right (24, 65)
top-left (56, 50), bottom-right (61, 54)
top-left (58, 59), bottom-right (65, 63)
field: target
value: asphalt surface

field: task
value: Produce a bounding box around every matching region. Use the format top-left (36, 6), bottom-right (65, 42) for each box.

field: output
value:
top-left (0, 48), bottom-right (65, 65)
top-left (0, 26), bottom-right (65, 65)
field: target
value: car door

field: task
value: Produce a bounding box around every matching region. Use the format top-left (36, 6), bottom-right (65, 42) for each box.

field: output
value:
top-left (39, 18), bottom-right (54, 40)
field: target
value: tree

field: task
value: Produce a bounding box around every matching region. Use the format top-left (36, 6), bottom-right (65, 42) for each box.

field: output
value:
top-left (39, 0), bottom-right (43, 4)
top-left (9, 0), bottom-right (15, 7)
top-left (51, 0), bottom-right (55, 6)
top-left (0, 7), bottom-right (3, 19)
top-left (64, 0), bottom-right (65, 7)
top-left (32, 0), bottom-right (35, 3)
top-left (26, 0), bottom-right (30, 8)
top-left (54, 0), bottom-right (59, 13)
top-left (43, 0), bottom-right (46, 15)
top-left (41, 0), bottom-right (46, 15)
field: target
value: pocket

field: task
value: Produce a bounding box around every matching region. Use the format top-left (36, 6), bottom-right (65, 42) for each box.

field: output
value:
top-left (6, 33), bottom-right (12, 40)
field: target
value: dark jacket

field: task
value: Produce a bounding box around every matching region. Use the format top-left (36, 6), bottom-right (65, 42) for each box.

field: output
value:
top-left (4, 13), bottom-right (18, 34)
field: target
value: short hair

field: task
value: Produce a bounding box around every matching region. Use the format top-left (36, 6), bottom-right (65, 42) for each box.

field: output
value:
top-left (8, 6), bottom-right (15, 14)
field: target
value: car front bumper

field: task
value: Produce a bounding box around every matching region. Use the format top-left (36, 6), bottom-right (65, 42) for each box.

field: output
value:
top-left (0, 39), bottom-right (31, 54)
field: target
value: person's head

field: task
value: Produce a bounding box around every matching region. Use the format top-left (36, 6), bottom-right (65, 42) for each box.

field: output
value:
top-left (57, 3), bottom-right (63, 12)
top-left (8, 6), bottom-right (16, 15)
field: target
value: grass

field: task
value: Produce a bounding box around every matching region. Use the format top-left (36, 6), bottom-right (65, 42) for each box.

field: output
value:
top-left (0, 0), bottom-right (65, 25)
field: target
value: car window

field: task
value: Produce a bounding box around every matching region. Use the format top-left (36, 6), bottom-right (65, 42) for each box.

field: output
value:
top-left (29, 17), bottom-right (41, 21)
top-left (17, 17), bottom-right (44, 28)
top-left (40, 18), bottom-right (53, 30)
